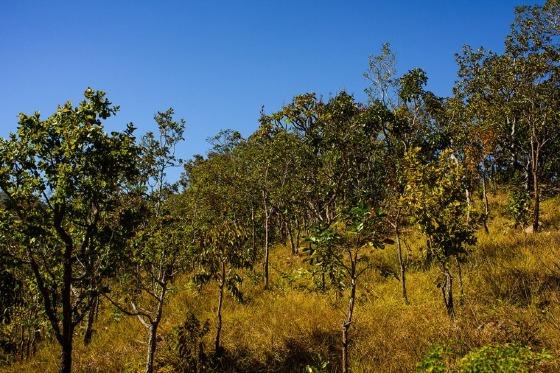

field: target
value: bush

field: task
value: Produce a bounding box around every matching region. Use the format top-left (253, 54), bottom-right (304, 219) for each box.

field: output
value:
top-left (417, 344), bottom-right (552, 373)
top-left (506, 188), bottom-right (531, 229)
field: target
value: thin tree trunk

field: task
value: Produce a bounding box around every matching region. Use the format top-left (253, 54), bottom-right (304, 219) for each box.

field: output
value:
top-left (341, 275), bottom-right (357, 373)
top-left (532, 149), bottom-right (540, 232)
top-left (296, 218), bottom-right (301, 249)
top-left (441, 265), bottom-right (454, 319)
top-left (287, 218), bottom-right (297, 254)
top-left (215, 262), bottom-right (226, 353)
top-left (60, 245), bottom-right (73, 373)
top-left (263, 191), bottom-right (270, 289)
top-left (83, 295), bottom-right (98, 345)
top-left (145, 323), bottom-right (158, 373)
top-left (482, 170), bottom-right (490, 233)
top-left (145, 273), bottom-right (167, 373)
top-left (455, 256), bottom-right (464, 305)
top-left (251, 204), bottom-right (256, 254)
top-left (465, 188), bottom-right (471, 225)
top-left (396, 219), bottom-right (408, 305)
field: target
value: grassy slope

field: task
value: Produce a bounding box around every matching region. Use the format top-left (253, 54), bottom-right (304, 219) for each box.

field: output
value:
top-left (5, 193), bottom-right (560, 372)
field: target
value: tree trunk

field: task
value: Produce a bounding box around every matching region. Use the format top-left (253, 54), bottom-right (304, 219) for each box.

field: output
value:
top-left (251, 204), bottom-right (256, 254)
top-left (341, 276), bottom-right (357, 373)
top-left (455, 256), bottom-right (464, 305)
top-left (83, 295), bottom-right (98, 345)
top-left (145, 323), bottom-right (158, 373)
top-left (287, 219), bottom-right (297, 254)
top-left (296, 218), bottom-right (301, 249)
top-left (441, 265), bottom-right (454, 319)
top-left (532, 152), bottom-right (540, 232)
top-left (263, 192), bottom-right (270, 289)
top-left (465, 188), bottom-right (471, 225)
top-left (60, 243), bottom-right (74, 373)
top-left (60, 331), bottom-right (73, 373)
top-left (482, 170), bottom-right (490, 233)
top-left (395, 218), bottom-right (408, 304)
top-left (145, 273), bottom-right (167, 373)
top-left (215, 262), bottom-right (226, 353)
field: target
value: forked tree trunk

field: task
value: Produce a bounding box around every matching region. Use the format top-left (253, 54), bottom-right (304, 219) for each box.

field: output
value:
top-left (145, 272), bottom-right (167, 373)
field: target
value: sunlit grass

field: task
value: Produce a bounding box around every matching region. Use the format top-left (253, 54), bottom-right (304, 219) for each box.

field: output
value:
top-left (6, 193), bottom-right (560, 372)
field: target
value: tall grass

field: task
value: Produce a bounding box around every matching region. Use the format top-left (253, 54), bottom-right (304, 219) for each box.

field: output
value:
top-left (5, 194), bottom-right (560, 372)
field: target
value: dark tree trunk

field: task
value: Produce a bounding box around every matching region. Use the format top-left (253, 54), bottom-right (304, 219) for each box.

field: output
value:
top-left (287, 218), bottom-right (297, 254)
top-left (482, 170), bottom-right (490, 233)
top-left (145, 323), bottom-right (158, 373)
top-left (455, 256), bottom-right (464, 305)
top-left (532, 153), bottom-right (540, 232)
top-left (441, 265), bottom-right (454, 319)
top-left (395, 220), bottom-right (408, 305)
top-left (341, 275), bottom-right (357, 373)
top-left (83, 295), bottom-right (98, 345)
top-left (215, 262), bottom-right (226, 353)
top-left (263, 192), bottom-right (270, 289)
top-left (60, 243), bottom-right (74, 373)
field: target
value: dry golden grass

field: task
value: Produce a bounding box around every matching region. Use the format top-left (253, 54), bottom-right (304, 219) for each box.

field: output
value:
top-left (4, 193), bottom-right (560, 372)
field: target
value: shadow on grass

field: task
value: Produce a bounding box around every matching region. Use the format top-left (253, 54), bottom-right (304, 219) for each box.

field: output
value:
top-left (209, 329), bottom-right (340, 372)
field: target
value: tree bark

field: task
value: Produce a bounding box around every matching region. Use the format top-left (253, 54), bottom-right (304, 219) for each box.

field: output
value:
top-left (145, 323), bottom-right (158, 373)
top-left (532, 148), bottom-right (540, 232)
top-left (442, 265), bottom-right (454, 319)
top-left (215, 262), bottom-right (226, 353)
top-left (341, 276), bottom-right (357, 373)
top-left (83, 295), bottom-right (98, 345)
top-left (60, 243), bottom-right (74, 373)
top-left (482, 169), bottom-right (490, 233)
top-left (287, 218), bottom-right (297, 254)
top-left (263, 191), bottom-right (270, 289)
top-left (145, 273), bottom-right (167, 373)
top-left (395, 217), bottom-right (408, 305)
top-left (455, 256), bottom-right (464, 305)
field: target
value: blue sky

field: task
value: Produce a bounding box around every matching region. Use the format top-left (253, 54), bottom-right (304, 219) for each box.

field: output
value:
top-left (0, 0), bottom-right (540, 178)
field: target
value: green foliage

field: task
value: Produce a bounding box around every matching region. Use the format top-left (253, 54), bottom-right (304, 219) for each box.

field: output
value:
top-left (506, 188), bottom-right (531, 229)
top-left (0, 88), bottom-right (142, 370)
top-left (162, 312), bottom-right (210, 373)
top-left (403, 148), bottom-right (478, 263)
top-left (457, 344), bottom-right (552, 372)
top-left (416, 345), bottom-right (451, 373)
top-left (417, 344), bottom-right (552, 373)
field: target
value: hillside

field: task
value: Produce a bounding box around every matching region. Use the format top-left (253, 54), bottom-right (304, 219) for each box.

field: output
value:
top-left (4, 192), bottom-right (560, 372)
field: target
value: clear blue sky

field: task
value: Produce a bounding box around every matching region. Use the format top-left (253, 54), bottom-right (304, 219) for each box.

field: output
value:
top-left (0, 0), bottom-right (541, 179)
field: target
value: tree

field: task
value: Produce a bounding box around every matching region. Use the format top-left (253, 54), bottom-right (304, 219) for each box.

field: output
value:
top-left (0, 88), bottom-right (141, 372)
top-left (306, 206), bottom-right (390, 373)
top-left (103, 109), bottom-right (188, 373)
top-left (403, 148), bottom-right (478, 318)
top-left (455, 2), bottom-right (560, 232)
top-left (184, 147), bottom-right (255, 355)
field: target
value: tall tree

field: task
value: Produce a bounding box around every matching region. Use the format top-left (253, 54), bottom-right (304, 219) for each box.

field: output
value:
top-left (104, 109), bottom-right (188, 373)
top-left (403, 148), bottom-right (478, 317)
top-left (0, 89), bottom-right (141, 372)
top-left (455, 2), bottom-right (560, 231)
